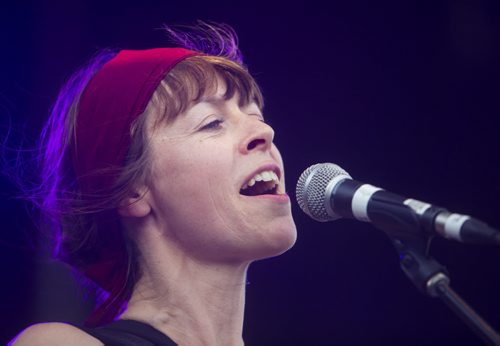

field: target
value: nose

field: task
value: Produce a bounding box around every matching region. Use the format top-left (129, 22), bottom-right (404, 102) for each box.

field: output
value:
top-left (238, 117), bottom-right (275, 154)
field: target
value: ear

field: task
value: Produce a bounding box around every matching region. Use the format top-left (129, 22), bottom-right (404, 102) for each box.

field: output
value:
top-left (117, 187), bottom-right (151, 218)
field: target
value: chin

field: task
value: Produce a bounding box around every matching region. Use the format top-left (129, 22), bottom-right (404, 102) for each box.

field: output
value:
top-left (254, 219), bottom-right (298, 260)
top-left (211, 218), bottom-right (298, 263)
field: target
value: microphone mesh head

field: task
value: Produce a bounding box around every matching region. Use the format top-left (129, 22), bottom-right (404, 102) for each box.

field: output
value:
top-left (296, 163), bottom-right (351, 222)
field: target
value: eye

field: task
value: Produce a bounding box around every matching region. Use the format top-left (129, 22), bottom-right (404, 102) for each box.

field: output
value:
top-left (200, 119), bottom-right (224, 131)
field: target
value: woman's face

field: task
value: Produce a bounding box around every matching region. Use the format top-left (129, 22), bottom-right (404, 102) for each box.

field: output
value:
top-left (142, 81), bottom-right (297, 264)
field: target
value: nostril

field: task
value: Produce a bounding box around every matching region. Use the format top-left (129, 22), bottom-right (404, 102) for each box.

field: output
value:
top-left (247, 138), bottom-right (266, 151)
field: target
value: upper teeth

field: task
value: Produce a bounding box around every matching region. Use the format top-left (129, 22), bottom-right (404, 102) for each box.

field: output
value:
top-left (243, 170), bottom-right (279, 189)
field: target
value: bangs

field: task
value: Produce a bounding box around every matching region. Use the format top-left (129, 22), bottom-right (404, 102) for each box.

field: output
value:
top-left (147, 55), bottom-right (264, 128)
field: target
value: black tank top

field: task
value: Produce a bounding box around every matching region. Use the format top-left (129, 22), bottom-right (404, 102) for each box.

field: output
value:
top-left (78, 319), bottom-right (177, 345)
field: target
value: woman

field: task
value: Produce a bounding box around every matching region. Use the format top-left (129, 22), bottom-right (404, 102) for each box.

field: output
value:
top-left (12, 22), bottom-right (297, 345)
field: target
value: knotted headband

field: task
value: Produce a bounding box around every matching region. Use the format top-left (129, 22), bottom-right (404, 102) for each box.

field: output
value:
top-left (73, 47), bottom-right (200, 325)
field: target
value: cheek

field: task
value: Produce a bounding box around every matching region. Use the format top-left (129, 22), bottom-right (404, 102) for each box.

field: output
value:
top-left (149, 140), bottom-right (234, 224)
top-left (151, 137), bottom-right (207, 180)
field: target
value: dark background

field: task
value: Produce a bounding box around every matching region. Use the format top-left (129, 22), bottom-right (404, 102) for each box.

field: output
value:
top-left (1, 1), bottom-right (499, 345)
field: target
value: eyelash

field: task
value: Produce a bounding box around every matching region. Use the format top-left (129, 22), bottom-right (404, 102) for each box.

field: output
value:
top-left (200, 119), bottom-right (224, 131)
top-left (199, 115), bottom-right (267, 131)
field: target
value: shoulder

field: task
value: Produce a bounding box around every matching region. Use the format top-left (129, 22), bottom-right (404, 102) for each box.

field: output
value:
top-left (10, 322), bottom-right (103, 346)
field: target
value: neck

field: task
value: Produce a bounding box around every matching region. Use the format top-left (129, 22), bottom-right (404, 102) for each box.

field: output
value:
top-left (121, 231), bottom-right (249, 346)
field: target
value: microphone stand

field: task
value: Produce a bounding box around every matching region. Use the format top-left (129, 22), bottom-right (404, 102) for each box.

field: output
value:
top-left (390, 235), bottom-right (500, 345)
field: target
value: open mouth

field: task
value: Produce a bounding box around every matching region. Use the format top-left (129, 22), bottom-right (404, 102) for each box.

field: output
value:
top-left (240, 170), bottom-right (280, 196)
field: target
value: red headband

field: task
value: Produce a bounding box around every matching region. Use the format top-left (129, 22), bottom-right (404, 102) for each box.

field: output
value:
top-left (74, 48), bottom-right (198, 196)
top-left (73, 48), bottom-right (199, 325)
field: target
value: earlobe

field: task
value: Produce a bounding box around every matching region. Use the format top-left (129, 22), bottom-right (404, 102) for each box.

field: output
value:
top-left (117, 190), bottom-right (151, 218)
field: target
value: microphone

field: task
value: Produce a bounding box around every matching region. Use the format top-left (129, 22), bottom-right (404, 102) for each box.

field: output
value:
top-left (296, 163), bottom-right (500, 245)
